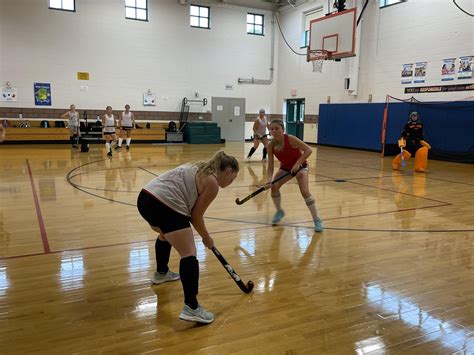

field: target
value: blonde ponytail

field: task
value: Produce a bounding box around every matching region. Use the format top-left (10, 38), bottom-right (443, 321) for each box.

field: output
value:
top-left (196, 150), bottom-right (239, 176)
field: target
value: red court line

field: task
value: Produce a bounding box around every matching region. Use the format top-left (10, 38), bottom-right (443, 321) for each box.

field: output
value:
top-left (26, 159), bottom-right (50, 254)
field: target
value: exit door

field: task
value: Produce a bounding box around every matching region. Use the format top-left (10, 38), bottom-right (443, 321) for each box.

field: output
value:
top-left (286, 99), bottom-right (305, 140)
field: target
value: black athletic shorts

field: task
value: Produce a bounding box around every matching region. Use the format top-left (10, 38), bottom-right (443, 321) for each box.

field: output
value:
top-left (137, 190), bottom-right (191, 234)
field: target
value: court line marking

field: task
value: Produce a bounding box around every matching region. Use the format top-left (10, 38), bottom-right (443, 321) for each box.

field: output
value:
top-left (26, 159), bottom-right (50, 254)
top-left (315, 157), bottom-right (474, 187)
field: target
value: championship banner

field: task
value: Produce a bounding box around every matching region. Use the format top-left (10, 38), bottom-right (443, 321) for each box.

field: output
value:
top-left (401, 63), bottom-right (413, 84)
top-left (414, 62), bottom-right (427, 83)
top-left (458, 56), bottom-right (473, 80)
top-left (441, 58), bottom-right (456, 81)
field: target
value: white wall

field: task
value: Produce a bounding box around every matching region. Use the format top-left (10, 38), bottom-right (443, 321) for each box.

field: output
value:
top-left (0, 0), bottom-right (276, 113)
top-left (1, 0), bottom-right (472, 119)
top-left (277, 0), bottom-right (474, 115)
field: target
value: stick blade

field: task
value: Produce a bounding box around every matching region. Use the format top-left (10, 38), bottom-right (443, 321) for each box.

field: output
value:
top-left (245, 280), bottom-right (254, 293)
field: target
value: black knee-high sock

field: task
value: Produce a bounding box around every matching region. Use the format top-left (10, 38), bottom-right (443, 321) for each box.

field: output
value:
top-left (180, 256), bottom-right (199, 309)
top-left (262, 147), bottom-right (267, 159)
top-left (155, 238), bottom-right (171, 274)
top-left (247, 147), bottom-right (256, 158)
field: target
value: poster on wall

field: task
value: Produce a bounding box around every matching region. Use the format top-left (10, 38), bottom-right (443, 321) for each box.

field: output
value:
top-left (1, 87), bottom-right (17, 101)
top-left (414, 62), bottom-right (427, 83)
top-left (34, 83), bottom-right (51, 106)
top-left (401, 63), bottom-right (413, 84)
top-left (441, 58), bottom-right (456, 81)
top-left (143, 92), bottom-right (156, 106)
top-left (458, 56), bottom-right (473, 79)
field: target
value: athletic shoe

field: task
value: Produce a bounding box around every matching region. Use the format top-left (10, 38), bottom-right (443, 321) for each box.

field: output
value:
top-left (107, 151), bottom-right (113, 157)
top-left (272, 210), bottom-right (285, 225)
top-left (151, 270), bottom-right (180, 285)
top-left (314, 217), bottom-right (324, 232)
top-left (126, 145), bottom-right (130, 151)
top-left (179, 304), bottom-right (214, 324)
top-left (114, 145), bottom-right (121, 150)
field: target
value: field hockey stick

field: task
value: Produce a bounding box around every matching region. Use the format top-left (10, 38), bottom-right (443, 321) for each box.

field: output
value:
top-left (400, 146), bottom-right (405, 167)
top-left (398, 138), bottom-right (406, 167)
top-left (212, 247), bottom-right (254, 294)
top-left (235, 171), bottom-right (292, 205)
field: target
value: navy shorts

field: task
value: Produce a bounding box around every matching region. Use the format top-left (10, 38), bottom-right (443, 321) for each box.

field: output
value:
top-left (137, 190), bottom-right (191, 234)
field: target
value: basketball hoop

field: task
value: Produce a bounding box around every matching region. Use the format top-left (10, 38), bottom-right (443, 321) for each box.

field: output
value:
top-left (308, 49), bottom-right (331, 73)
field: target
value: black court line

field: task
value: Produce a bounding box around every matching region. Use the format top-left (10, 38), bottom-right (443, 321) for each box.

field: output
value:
top-left (315, 157), bottom-right (474, 187)
top-left (0, 224), bottom-right (275, 260)
top-left (313, 172), bottom-right (452, 205)
top-left (64, 159), bottom-right (472, 236)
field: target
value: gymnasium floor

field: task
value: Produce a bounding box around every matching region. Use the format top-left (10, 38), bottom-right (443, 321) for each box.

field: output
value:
top-left (0, 142), bottom-right (473, 354)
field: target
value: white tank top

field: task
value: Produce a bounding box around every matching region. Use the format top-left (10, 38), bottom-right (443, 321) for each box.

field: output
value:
top-left (68, 111), bottom-right (79, 126)
top-left (143, 164), bottom-right (199, 217)
top-left (255, 116), bottom-right (268, 136)
top-left (121, 112), bottom-right (133, 127)
top-left (104, 114), bottom-right (115, 133)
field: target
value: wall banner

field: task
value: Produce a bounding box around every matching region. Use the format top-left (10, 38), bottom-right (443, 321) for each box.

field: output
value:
top-left (401, 63), bottom-right (413, 84)
top-left (34, 83), bottom-right (52, 106)
top-left (441, 58), bottom-right (456, 81)
top-left (458, 56), bottom-right (473, 80)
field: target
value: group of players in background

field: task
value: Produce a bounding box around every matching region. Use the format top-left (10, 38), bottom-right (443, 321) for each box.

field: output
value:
top-left (61, 104), bottom-right (136, 157)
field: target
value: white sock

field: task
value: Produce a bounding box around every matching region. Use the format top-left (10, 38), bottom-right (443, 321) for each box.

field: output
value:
top-left (106, 142), bottom-right (110, 152)
top-left (271, 192), bottom-right (282, 211)
top-left (304, 195), bottom-right (318, 220)
top-left (118, 138), bottom-right (123, 147)
top-left (126, 138), bottom-right (131, 146)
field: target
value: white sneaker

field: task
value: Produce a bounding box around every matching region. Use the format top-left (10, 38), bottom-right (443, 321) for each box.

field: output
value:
top-left (179, 304), bottom-right (214, 324)
top-left (151, 270), bottom-right (180, 284)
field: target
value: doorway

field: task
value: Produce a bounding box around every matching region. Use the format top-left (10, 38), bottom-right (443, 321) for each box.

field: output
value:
top-left (285, 99), bottom-right (305, 140)
top-left (211, 97), bottom-right (246, 141)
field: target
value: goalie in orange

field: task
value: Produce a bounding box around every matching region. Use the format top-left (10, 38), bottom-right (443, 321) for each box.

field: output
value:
top-left (392, 112), bottom-right (431, 172)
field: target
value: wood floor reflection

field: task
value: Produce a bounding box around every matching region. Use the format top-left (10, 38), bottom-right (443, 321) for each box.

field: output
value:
top-left (0, 143), bottom-right (473, 354)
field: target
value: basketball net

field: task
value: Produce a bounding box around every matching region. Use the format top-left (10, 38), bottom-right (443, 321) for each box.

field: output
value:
top-left (308, 50), bottom-right (330, 73)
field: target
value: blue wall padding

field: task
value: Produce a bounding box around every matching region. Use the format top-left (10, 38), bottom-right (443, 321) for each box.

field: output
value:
top-left (318, 101), bottom-right (474, 154)
top-left (318, 103), bottom-right (385, 151)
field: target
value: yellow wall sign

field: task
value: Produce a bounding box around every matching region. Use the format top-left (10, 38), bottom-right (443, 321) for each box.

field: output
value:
top-left (77, 72), bottom-right (90, 80)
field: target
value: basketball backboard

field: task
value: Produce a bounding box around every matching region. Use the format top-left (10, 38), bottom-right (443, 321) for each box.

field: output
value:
top-left (308, 8), bottom-right (356, 61)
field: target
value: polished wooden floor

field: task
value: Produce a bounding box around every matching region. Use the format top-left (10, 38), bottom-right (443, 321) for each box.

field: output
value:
top-left (0, 142), bottom-right (473, 354)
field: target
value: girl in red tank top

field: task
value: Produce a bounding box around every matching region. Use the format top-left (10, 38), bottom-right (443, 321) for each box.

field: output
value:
top-left (266, 119), bottom-right (323, 232)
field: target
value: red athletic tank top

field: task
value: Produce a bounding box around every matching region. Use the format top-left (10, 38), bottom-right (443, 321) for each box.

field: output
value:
top-left (273, 134), bottom-right (305, 171)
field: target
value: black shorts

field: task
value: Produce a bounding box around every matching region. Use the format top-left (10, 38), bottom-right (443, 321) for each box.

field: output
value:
top-left (254, 134), bottom-right (268, 140)
top-left (137, 190), bottom-right (191, 234)
top-left (121, 126), bottom-right (133, 131)
top-left (281, 162), bottom-right (308, 173)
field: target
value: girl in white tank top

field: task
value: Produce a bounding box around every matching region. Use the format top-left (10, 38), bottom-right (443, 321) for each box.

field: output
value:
top-left (117, 104), bottom-right (135, 150)
top-left (61, 104), bottom-right (81, 148)
top-left (102, 106), bottom-right (117, 157)
top-left (246, 109), bottom-right (270, 161)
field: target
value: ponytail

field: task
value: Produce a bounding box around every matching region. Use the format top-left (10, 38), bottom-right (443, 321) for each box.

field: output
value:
top-left (196, 150), bottom-right (239, 176)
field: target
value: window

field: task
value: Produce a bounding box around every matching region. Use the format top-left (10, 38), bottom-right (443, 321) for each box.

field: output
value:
top-left (190, 5), bottom-right (210, 29)
top-left (125, 0), bottom-right (148, 21)
top-left (380, 0), bottom-right (406, 8)
top-left (49, 0), bottom-right (75, 12)
top-left (301, 8), bottom-right (323, 48)
top-left (247, 13), bottom-right (264, 35)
